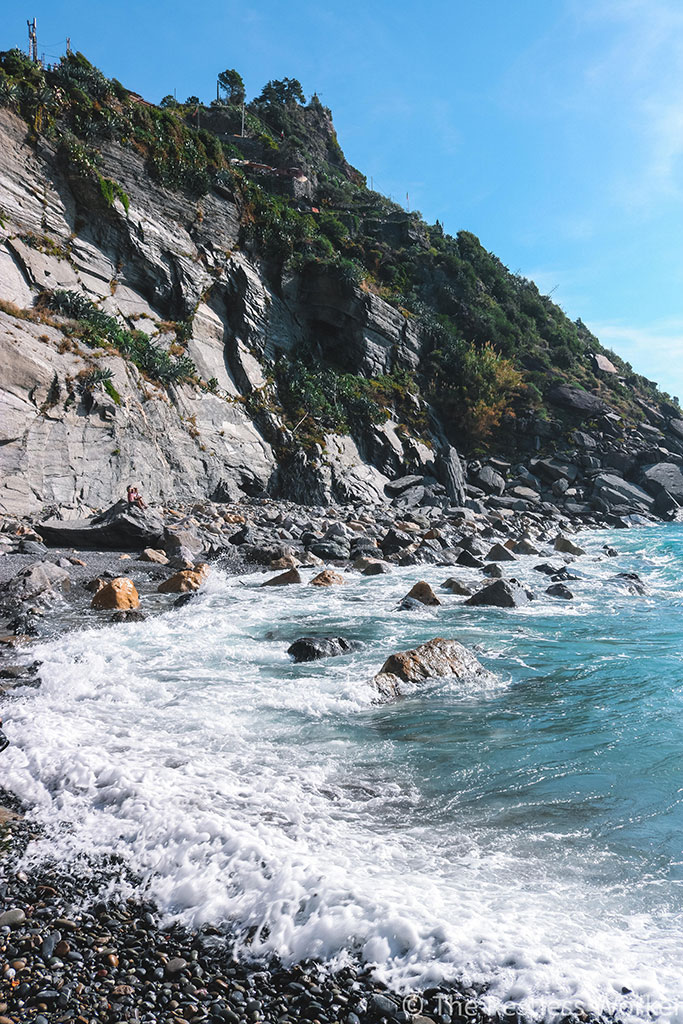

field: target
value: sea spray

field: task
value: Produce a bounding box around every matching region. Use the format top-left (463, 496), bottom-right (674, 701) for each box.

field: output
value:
top-left (3, 525), bottom-right (683, 1022)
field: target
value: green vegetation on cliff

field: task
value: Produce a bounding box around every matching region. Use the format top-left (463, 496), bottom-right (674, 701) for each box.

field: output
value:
top-left (0, 45), bottom-right (677, 455)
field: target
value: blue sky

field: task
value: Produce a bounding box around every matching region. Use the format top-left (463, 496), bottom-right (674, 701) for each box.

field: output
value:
top-left (5, 0), bottom-right (683, 398)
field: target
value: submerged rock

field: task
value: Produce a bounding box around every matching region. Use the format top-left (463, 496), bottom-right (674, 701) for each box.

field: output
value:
top-left (513, 538), bottom-right (540, 555)
top-left (91, 577), bottom-right (140, 610)
top-left (371, 637), bottom-right (491, 700)
top-left (610, 571), bottom-right (646, 596)
top-left (287, 636), bottom-right (360, 662)
top-left (482, 563), bottom-right (503, 578)
top-left (534, 562), bottom-right (562, 576)
top-left (440, 577), bottom-right (473, 596)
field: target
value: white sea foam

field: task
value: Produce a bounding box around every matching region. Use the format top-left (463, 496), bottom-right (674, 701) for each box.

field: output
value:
top-left (4, 538), bottom-right (683, 1022)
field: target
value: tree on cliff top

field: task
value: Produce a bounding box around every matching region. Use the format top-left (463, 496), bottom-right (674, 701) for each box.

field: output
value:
top-left (217, 68), bottom-right (245, 105)
top-left (256, 77), bottom-right (305, 106)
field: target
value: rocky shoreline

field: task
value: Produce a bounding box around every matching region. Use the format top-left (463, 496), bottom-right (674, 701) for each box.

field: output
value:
top-left (0, 492), bottom-right (659, 1024)
top-left (1, 799), bottom-right (504, 1024)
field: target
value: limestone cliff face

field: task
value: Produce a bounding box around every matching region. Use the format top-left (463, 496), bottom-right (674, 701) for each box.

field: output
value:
top-left (0, 108), bottom-right (438, 515)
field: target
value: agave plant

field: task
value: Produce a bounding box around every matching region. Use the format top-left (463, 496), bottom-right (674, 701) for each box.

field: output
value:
top-left (77, 367), bottom-right (115, 392)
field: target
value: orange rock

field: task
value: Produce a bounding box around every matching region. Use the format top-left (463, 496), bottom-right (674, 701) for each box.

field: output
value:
top-left (139, 548), bottom-right (169, 565)
top-left (262, 568), bottom-right (302, 587)
top-left (423, 528), bottom-right (442, 541)
top-left (91, 578), bottom-right (140, 610)
top-left (157, 563), bottom-right (210, 593)
top-left (270, 555), bottom-right (300, 570)
top-left (310, 570), bottom-right (345, 586)
top-left (403, 581), bottom-right (440, 606)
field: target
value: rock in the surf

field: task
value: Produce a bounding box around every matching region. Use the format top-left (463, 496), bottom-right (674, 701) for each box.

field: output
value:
top-left (310, 569), bottom-right (346, 586)
top-left (287, 637), bottom-right (360, 662)
top-left (554, 535), bottom-right (585, 556)
top-left (485, 542), bottom-right (517, 561)
top-left (158, 564), bottom-right (210, 593)
top-left (262, 568), bottom-right (302, 587)
top-left (91, 577), bottom-right (140, 610)
top-left (440, 577), bottom-right (473, 596)
top-left (465, 578), bottom-right (534, 608)
top-left (401, 581), bottom-right (440, 606)
top-left (371, 637), bottom-right (490, 700)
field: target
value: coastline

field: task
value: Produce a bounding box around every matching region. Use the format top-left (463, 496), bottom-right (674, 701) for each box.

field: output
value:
top-left (0, 496), bottom-right (668, 1024)
top-left (0, 806), bottom-right (490, 1024)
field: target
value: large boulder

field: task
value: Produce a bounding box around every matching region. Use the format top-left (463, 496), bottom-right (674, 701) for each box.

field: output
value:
top-left (593, 353), bottom-right (618, 374)
top-left (91, 577), bottom-right (140, 610)
top-left (554, 535), bottom-right (586, 556)
top-left (531, 458), bottom-right (579, 483)
top-left (1, 561), bottom-right (70, 605)
top-left (548, 385), bottom-right (608, 417)
top-left (642, 462), bottom-right (683, 503)
top-left (379, 527), bottom-right (415, 556)
top-left (593, 474), bottom-right (655, 511)
top-left (456, 549), bottom-right (485, 569)
top-left (473, 465), bottom-right (505, 496)
top-left (435, 446), bottom-right (466, 506)
top-left (309, 540), bottom-right (350, 561)
top-left (371, 637), bottom-right (492, 701)
top-left (287, 636), bottom-right (360, 662)
top-left (465, 578), bottom-right (535, 608)
top-left (385, 474), bottom-right (424, 497)
top-left (39, 501), bottom-right (165, 550)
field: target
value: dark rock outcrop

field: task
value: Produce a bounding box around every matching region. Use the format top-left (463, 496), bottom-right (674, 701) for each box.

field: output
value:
top-left (287, 637), bottom-right (359, 662)
top-left (465, 578), bottom-right (535, 608)
top-left (39, 502), bottom-right (165, 550)
top-left (548, 385), bottom-right (608, 417)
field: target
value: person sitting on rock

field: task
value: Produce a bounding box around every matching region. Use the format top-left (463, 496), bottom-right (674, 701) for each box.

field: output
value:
top-left (127, 484), bottom-right (147, 510)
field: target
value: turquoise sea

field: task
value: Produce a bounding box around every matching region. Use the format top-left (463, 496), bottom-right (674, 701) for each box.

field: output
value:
top-left (4, 524), bottom-right (683, 1022)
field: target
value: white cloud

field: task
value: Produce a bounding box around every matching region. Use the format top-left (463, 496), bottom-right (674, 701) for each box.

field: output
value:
top-left (570, 0), bottom-right (683, 206)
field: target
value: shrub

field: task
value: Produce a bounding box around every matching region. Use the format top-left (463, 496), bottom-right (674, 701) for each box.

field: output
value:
top-left (425, 333), bottom-right (523, 439)
top-left (46, 290), bottom-right (197, 386)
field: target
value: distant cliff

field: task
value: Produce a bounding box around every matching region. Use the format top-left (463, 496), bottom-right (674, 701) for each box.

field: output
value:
top-left (1, 48), bottom-right (682, 520)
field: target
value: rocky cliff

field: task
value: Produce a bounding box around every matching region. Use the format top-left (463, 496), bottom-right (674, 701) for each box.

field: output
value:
top-left (1, 48), bottom-right (682, 523)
